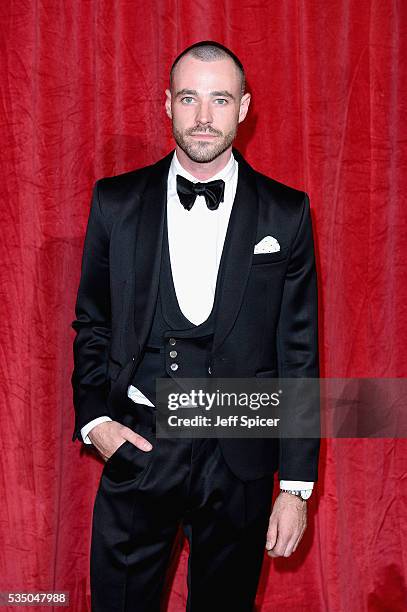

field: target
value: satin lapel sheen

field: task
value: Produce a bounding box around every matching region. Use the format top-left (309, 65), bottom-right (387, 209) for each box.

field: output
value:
top-left (133, 151), bottom-right (173, 354)
top-left (212, 148), bottom-right (259, 354)
top-left (131, 147), bottom-right (258, 358)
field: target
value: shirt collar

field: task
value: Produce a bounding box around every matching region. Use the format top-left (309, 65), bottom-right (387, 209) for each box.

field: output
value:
top-left (170, 149), bottom-right (237, 185)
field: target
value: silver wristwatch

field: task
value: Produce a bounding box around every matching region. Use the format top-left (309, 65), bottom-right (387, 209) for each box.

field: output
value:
top-left (280, 488), bottom-right (312, 501)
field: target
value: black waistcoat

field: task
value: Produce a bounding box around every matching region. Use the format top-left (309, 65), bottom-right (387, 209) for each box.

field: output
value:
top-left (129, 208), bottom-right (223, 404)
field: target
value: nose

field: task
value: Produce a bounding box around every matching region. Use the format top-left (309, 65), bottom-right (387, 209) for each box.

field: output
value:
top-left (195, 100), bottom-right (213, 126)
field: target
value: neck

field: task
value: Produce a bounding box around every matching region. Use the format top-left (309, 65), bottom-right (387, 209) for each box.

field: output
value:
top-left (175, 145), bottom-right (232, 180)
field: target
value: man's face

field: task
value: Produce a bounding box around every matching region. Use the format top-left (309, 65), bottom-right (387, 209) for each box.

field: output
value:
top-left (165, 55), bottom-right (250, 163)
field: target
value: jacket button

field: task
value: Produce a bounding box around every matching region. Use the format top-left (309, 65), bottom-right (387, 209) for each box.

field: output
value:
top-left (169, 338), bottom-right (176, 346)
top-left (170, 363), bottom-right (179, 371)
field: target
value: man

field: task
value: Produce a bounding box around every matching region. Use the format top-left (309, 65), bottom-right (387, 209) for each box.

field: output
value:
top-left (71, 41), bottom-right (320, 611)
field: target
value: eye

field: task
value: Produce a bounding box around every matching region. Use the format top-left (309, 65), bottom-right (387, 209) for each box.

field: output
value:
top-left (214, 98), bottom-right (228, 105)
top-left (181, 97), bottom-right (194, 104)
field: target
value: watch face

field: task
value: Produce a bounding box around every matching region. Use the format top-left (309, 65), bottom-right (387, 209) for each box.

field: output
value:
top-left (301, 489), bottom-right (312, 500)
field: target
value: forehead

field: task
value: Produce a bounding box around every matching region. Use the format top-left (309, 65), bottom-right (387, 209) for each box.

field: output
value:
top-left (172, 55), bottom-right (241, 93)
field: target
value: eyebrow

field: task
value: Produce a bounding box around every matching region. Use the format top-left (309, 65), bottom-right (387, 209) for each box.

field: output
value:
top-left (175, 88), bottom-right (236, 101)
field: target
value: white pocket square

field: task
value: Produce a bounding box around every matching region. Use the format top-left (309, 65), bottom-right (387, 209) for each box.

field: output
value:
top-left (254, 235), bottom-right (280, 254)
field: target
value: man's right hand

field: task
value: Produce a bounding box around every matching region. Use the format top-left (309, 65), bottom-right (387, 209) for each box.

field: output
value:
top-left (88, 421), bottom-right (153, 462)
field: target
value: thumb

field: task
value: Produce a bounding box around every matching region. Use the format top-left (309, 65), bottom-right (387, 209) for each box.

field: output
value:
top-left (266, 518), bottom-right (278, 550)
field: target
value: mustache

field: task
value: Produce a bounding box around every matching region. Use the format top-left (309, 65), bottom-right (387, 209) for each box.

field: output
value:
top-left (186, 127), bottom-right (222, 137)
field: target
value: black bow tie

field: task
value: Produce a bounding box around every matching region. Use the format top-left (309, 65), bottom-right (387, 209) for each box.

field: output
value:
top-left (176, 174), bottom-right (225, 211)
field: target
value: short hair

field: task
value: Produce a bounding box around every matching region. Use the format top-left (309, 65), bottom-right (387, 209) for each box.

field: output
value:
top-left (169, 40), bottom-right (246, 97)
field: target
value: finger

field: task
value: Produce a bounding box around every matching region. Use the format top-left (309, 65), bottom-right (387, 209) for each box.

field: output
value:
top-left (268, 531), bottom-right (290, 557)
top-left (284, 523), bottom-right (307, 556)
top-left (268, 545), bottom-right (285, 558)
top-left (127, 431), bottom-right (153, 451)
top-left (265, 520), bottom-right (278, 550)
top-left (292, 526), bottom-right (306, 553)
top-left (282, 534), bottom-right (300, 557)
top-left (292, 515), bottom-right (307, 552)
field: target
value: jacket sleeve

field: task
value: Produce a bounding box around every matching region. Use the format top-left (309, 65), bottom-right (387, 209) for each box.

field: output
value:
top-left (276, 193), bottom-right (320, 481)
top-left (70, 180), bottom-right (113, 442)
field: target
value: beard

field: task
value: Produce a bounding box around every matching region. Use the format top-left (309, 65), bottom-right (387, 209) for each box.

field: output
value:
top-left (172, 123), bottom-right (237, 163)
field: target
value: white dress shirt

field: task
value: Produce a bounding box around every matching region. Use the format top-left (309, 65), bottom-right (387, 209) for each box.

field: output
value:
top-left (80, 150), bottom-right (314, 493)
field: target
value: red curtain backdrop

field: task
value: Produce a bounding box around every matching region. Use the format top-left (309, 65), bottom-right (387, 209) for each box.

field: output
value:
top-left (1, 1), bottom-right (406, 610)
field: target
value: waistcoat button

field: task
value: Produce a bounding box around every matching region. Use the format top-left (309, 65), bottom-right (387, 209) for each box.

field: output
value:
top-left (169, 350), bottom-right (177, 358)
top-left (169, 338), bottom-right (176, 346)
top-left (170, 363), bottom-right (179, 371)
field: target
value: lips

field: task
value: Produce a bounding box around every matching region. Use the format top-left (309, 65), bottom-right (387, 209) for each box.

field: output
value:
top-left (191, 133), bottom-right (217, 138)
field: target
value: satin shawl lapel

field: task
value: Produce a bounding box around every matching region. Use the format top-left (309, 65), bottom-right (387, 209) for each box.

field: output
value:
top-left (131, 147), bottom-right (259, 357)
top-left (212, 147), bottom-right (259, 354)
top-left (133, 151), bottom-right (173, 353)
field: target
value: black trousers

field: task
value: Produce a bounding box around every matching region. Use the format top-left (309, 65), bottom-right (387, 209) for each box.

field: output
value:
top-left (90, 404), bottom-right (274, 611)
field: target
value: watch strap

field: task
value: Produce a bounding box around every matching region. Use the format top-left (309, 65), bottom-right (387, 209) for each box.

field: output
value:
top-left (280, 488), bottom-right (311, 501)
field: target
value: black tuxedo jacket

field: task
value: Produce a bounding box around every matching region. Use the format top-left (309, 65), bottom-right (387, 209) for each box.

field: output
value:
top-left (71, 147), bottom-right (320, 482)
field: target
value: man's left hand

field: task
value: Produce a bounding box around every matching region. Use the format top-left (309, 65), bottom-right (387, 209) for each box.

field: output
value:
top-left (265, 492), bottom-right (307, 557)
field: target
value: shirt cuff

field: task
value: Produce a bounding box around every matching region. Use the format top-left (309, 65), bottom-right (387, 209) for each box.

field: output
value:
top-left (280, 480), bottom-right (315, 491)
top-left (81, 416), bottom-right (113, 444)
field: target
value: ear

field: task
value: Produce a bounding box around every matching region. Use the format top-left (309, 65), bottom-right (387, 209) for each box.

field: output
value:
top-left (165, 89), bottom-right (172, 119)
top-left (238, 92), bottom-right (251, 124)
